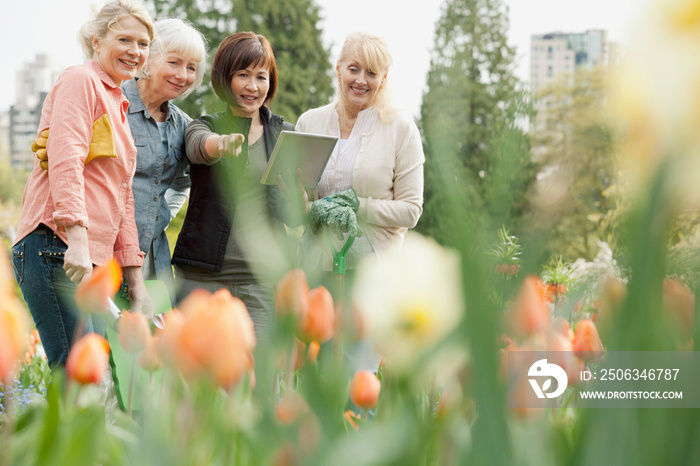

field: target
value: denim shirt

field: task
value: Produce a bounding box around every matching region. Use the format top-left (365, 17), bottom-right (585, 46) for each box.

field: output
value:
top-left (122, 79), bottom-right (191, 298)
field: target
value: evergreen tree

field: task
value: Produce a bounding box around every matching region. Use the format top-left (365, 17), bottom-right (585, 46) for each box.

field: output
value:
top-left (146, 0), bottom-right (334, 122)
top-left (528, 67), bottom-right (618, 260)
top-left (418, 0), bottom-right (534, 245)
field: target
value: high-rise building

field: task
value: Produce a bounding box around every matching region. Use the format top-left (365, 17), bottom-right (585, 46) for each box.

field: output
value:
top-left (9, 54), bottom-right (61, 171)
top-left (530, 29), bottom-right (609, 95)
top-left (0, 110), bottom-right (10, 166)
top-left (10, 93), bottom-right (47, 172)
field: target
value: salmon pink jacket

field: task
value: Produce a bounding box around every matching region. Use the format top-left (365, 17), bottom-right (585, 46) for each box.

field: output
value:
top-left (15, 60), bottom-right (144, 267)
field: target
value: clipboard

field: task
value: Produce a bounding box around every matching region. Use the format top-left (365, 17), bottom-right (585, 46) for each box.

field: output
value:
top-left (260, 130), bottom-right (338, 189)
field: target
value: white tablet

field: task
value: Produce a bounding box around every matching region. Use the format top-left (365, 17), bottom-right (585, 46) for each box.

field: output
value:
top-left (260, 130), bottom-right (338, 189)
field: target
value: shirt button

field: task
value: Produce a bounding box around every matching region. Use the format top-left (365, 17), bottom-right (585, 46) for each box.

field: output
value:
top-left (153, 197), bottom-right (157, 201)
top-left (154, 180), bottom-right (159, 184)
top-left (163, 163), bottom-right (167, 168)
top-left (156, 216), bottom-right (159, 221)
top-left (122, 183), bottom-right (127, 188)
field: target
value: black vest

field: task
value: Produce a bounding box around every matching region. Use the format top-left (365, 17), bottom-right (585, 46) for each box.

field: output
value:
top-left (172, 106), bottom-right (293, 272)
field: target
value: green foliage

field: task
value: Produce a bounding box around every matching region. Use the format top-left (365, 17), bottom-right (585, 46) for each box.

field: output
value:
top-left (0, 163), bottom-right (28, 205)
top-left (165, 199), bottom-right (187, 255)
top-left (418, 0), bottom-right (535, 244)
top-left (488, 225), bottom-right (522, 265)
top-left (527, 67), bottom-right (619, 261)
top-left (146, 0), bottom-right (334, 122)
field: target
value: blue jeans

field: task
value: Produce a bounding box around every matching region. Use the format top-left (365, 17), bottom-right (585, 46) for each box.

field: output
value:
top-left (12, 226), bottom-right (103, 369)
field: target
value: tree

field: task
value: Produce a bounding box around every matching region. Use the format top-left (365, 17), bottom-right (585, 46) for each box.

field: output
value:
top-left (416, 3), bottom-right (533, 464)
top-left (527, 67), bottom-right (618, 261)
top-left (418, 0), bottom-right (534, 246)
top-left (146, 0), bottom-right (334, 122)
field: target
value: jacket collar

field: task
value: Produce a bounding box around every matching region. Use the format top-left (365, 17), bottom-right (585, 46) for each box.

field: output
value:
top-left (223, 105), bottom-right (283, 128)
top-left (86, 59), bottom-right (122, 91)
top-left (122, 78), bottom-right (172, 120)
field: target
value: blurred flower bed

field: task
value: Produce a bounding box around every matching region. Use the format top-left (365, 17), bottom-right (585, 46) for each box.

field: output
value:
top-left (3, 1), bottom-right (700, 464)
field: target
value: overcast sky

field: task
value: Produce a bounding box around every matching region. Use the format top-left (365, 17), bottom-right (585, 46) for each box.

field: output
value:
top-left (1, 0), bottom-right (639, 118)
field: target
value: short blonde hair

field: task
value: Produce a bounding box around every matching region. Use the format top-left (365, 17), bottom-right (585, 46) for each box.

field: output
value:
top-left (140, 19), bottom-right (208, 98)
top-left (337, 31), bottom-right (395, 120)
top-left (78, 0), bottom-right (155, 60)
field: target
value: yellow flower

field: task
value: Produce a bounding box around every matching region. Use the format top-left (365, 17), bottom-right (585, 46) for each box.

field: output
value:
top-left (352, 232), bottom-right (464, 373)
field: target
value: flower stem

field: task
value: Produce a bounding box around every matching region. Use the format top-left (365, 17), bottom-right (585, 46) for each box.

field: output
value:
top-left (127, 353), bottom-right (136, 416)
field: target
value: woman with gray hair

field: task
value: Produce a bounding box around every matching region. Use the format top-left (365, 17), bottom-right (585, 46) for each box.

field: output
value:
top-left (121, 18), bottom-right (207, 303)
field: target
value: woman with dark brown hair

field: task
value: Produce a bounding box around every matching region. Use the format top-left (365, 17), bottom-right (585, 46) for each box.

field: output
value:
top-left (172, 32), bottom-right (294, 347)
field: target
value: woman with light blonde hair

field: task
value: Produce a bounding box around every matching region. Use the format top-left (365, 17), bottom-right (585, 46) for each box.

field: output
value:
top-left (296, 31), bottom-right (425, 278)
top-left (293, 31), bottom-right (425, 374)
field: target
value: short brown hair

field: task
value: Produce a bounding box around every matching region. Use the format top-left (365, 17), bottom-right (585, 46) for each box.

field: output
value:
top-left (211, 32), bottom-right (278, 108)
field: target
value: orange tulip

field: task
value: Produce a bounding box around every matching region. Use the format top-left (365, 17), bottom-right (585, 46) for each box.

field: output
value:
top-left (307, 341), bottom-right (321, 363)
top-left (66, 333), bottom-right (111, 385)
top-left (275, 390), bottom-right (309, 425)
top-left (0, 301), bottom-right (29, 383)
top-left (546, 329), bottom-right (584, 384)
top-left (344, 409), bottom-right (360, 430)
top-left (154, 309), bottom-right (192, 371)
top-left (349, 370), bottom-right (381, 410)
top-left (662, 278), bottom-right (695, 340)
top-left (548, 316), bottom-right (575, 342)
top-left (75, 257), bottom-right (122, 313)
top-left (0, 246), bottom-right (17, 298)
top-left (297, 286), bottom-right (334, 343)
top-left (508, 275), bottom-right (551, 339)
top-left (158, 289), bottom-right (256, 389)
top-left (275, 269), bottom-right (310, 318)
top-left (293, 338), bottom-right (307, 371)
top-left (138, 335), bottom-right (161, 372)
top-left (118, 311), bottom-right (151, 354)
top-left (572, 319), bottom-right (604, 362)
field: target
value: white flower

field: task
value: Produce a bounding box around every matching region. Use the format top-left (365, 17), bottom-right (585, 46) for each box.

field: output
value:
top-left (351, 232), bottom-right (464, 373)
top-left (611, 0), bottom-right (700, 204)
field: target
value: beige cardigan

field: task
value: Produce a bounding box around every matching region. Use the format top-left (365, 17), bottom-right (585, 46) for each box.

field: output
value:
top-left (296, 102), bottom-right (425, 262)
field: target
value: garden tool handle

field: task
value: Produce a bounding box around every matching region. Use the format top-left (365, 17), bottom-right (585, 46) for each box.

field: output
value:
top-left (324, 231), bottom-right (356, 276)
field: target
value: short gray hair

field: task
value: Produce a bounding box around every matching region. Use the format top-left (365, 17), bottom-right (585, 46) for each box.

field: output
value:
top-left (140, 19), bottom-right (208, 98)
top-left (78, 0), bottom-right (155, 60)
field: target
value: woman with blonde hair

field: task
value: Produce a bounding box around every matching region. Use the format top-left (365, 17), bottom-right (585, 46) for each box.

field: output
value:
top-left (292, 31), bottom-right (425, 374)
top-left (296, 31), bottom-right (425, 280)
top-left (13, 0), bottom-right (155, 368)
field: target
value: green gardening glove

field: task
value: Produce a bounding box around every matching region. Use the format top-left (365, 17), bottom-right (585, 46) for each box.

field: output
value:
top-left (307, 197), bottom-right (362, 239)
top-left (325, 188), bottom-right (359, 212)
